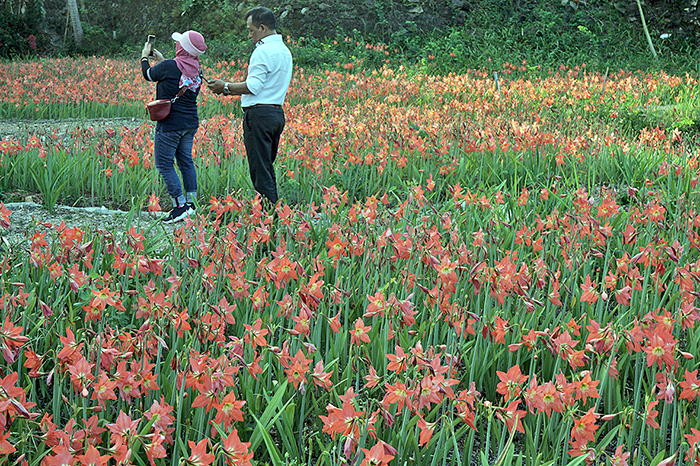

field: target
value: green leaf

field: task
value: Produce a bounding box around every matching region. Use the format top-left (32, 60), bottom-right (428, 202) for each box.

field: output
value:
top-left (249, 380), bottom-right (293, 452)
top-left (650, 449), bottom-right (667, 466)
top-left (251, 412), bottom-right (284, 466)
top-left (595, 425), bottom-right (620, 455)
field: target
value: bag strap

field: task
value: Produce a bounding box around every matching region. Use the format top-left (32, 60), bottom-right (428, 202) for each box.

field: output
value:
top-left (170, 87), bottom-right (187, 103)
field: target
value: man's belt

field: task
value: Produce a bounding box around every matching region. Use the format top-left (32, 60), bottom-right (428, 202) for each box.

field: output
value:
top-left (242, 104), bottom-right (282, 111)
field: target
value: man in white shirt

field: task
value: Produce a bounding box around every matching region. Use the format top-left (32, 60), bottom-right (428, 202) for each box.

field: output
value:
top-left (208, 7), bottom-right (293, 206)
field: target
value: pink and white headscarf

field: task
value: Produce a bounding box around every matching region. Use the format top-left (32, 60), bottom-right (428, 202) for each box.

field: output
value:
top-left (171, 31), bottom-right (207, 78)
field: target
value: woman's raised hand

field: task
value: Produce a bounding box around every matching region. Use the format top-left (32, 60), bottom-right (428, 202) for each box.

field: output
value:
top-left (141, 43), bottom-right (152, 59)
top-left (152, 49), bottom-right (164, 63)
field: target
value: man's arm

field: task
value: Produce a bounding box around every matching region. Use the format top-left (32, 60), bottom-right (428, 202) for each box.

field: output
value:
top-left (207, 79), bottom-right (251, 96)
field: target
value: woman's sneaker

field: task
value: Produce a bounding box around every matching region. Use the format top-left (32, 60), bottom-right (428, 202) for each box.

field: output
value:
top-left (162, 203), bottom-right (195, 224)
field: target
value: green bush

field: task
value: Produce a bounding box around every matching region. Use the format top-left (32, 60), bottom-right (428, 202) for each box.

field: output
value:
top-left (4, 0), bottom-right (700, 74)
top-left (0, 2), bottom-right (43, 57)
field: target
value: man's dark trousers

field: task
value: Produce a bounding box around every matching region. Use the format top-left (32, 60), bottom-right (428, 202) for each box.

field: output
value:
top-left (243, 105), bottom-right (285, 205)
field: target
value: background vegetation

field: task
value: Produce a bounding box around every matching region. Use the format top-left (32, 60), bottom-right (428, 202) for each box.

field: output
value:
top-left (2, 0), bottom-right (699, 73)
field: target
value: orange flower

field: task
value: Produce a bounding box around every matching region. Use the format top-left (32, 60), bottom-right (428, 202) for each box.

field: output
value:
top-left (76, 444), bottom-right (111, 465)
top-left (243, 318), bottom-right (269, 349)
top-left (91, 374), bottom-right (117, 406)
top-left (579, 274), bottom-right (599, 304)
top-left (67, 356), bottom-right (94, 397)
top-left (365, 291), bottom-right (389, 318)
top-left (283, 349), bottom-right (312, 390)
top-left (310, 360), bottom-right (333, 391)
top-left (320, 400), bottom-right (364, 440)
top-left (145, 397), bottom-right (176, 445)
top-left (327, 312), bottom-right (342, 333)
top-left (385, 345), bottom-right (407, 373)
top-left (496, 365), bottom-right (528, 402)
top-left (147, 192), bottom-right (161, 213)
top-left (220, 429), bottom-right (253, 466)
top-left (570, 408), bottom-right (598, 443)
top-left (610, 445), bottom-right (630, 466)
top-left (643, 333), bottom-right (676, 369)
top-left (0, 432), bottom-right (15, 455)
top-left (57, 328), bottom-right (83, 364)
top-left (573, 371), bottom-right (600, 405)
top-left (679, 369), bottom-right (700, 401)
top-left (326, 233), bottom-right (349, 258)
top-left (435, 254), bottom-right (458, 291)
top-left (23, 349), bottom-right (43, 378)
top-left (495, 400), bottom-right (526, 434)
top-left (91, 285), bottom-right (119, 310)
top-left (364, 365), bottom-right (381, 389)
top-left (383, 381), bottom-right (410, 414)
top-left (185, 438), bottom-right (215, 466)
top-left (539, 381), bottom-right (564, 417)
top-left (211, 391), bottom-right (246, 434)
top-left (350, 318), bottom-right (372, 346)
top-left (415, 376), bottom-right (441, 411)
top-left (106, 410), bottom-right (140, 446)
top-left (517, 187), bottom-right (529, 206)
top-left (41, 444), bottom-right (74, 466)
top-left (144, 429), bottom-right (168, 465)
top-left (0, 317), bottom-right (28, 364)
top-left (191, 375), bottom-right (218, 413)
top-left (643, 201), bottom-right (666, 223)
top-left (360, 441), bottom-right (395, 466)
top-left (0, 203), bottom-right (11, 229)
top-left (684, 428), bottom-right (700, 464)
top-left (644, 400), bottom-right (660, 429)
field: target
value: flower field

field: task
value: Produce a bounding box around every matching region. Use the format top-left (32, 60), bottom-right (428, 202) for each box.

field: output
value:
top-left (1, 56), bottom-right (700, 466)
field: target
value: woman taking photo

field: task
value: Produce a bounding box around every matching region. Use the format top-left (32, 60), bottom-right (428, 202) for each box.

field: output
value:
top-left (141, 30), bottom-right (207, 223)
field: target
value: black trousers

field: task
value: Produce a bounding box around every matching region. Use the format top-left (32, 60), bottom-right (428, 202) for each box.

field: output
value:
top-left (243, 105), bottom-right (285, 205)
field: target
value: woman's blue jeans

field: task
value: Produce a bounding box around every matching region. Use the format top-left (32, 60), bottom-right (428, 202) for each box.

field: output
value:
top-left (154, 127), bottom-right (197, 206)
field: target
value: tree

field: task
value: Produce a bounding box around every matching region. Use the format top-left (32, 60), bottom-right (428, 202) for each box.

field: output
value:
top-left (66, 0), bottom-right (84, 46)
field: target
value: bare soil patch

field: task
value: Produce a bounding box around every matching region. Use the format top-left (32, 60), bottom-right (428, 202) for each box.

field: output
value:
top-left (0, 117), bottom-right (146, 140)
top-left (1, 202), bottom-right (166, 251)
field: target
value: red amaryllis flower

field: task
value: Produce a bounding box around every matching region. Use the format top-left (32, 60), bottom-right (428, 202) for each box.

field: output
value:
top-left (211, 391), bottom-right (245, 434)
top-left (76, 444), bottom-right (110, 465)
top-left (360, 441), bottom-right (395, 466)
top-left (0, 203), bottom-right (11, 229)
top-left (0, 431), bottom-right (15, 455)
top-left (219, 429), bottom-right (253, 466)
top-left (496, 364), bottom-right (528, 402)
top-left (106, 410), bottom-right (140, 446)
top-left (579, 274), bottom-right (599, 304)
top-left (0, 317), bottom-right (28, 364)
top-left (350, 318), bottom-right (372, 346)
top-left (184, 438), bottom-right (215, 466)
top-left (570, 408), bottom-right (599, 443)
top-left (680, 369), bottom-right (700, 401)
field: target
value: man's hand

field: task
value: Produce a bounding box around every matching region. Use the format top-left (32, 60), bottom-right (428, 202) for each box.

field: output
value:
top-left (207, 79), bottom-right (226, 95)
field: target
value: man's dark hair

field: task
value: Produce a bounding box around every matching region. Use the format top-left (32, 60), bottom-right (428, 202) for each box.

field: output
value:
top-left (245, 7), bottom-right (277, 30)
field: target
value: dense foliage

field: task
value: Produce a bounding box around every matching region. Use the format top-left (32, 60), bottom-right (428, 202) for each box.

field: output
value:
top-left (3, 0), bottom-right (700, 74)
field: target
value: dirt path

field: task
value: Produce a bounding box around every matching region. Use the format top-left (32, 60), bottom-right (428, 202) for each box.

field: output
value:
top-left (1, 202), bottom-right (167, 251)
top-left (0, 117), bottom-right (147, 139)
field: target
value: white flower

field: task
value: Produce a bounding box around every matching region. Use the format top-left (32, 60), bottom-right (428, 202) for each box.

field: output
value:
top-left (660, 33), bottom-right (672, 39)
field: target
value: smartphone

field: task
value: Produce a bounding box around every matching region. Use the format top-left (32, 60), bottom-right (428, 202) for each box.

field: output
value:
top-left (147, 35), bottom-right (155, 56)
